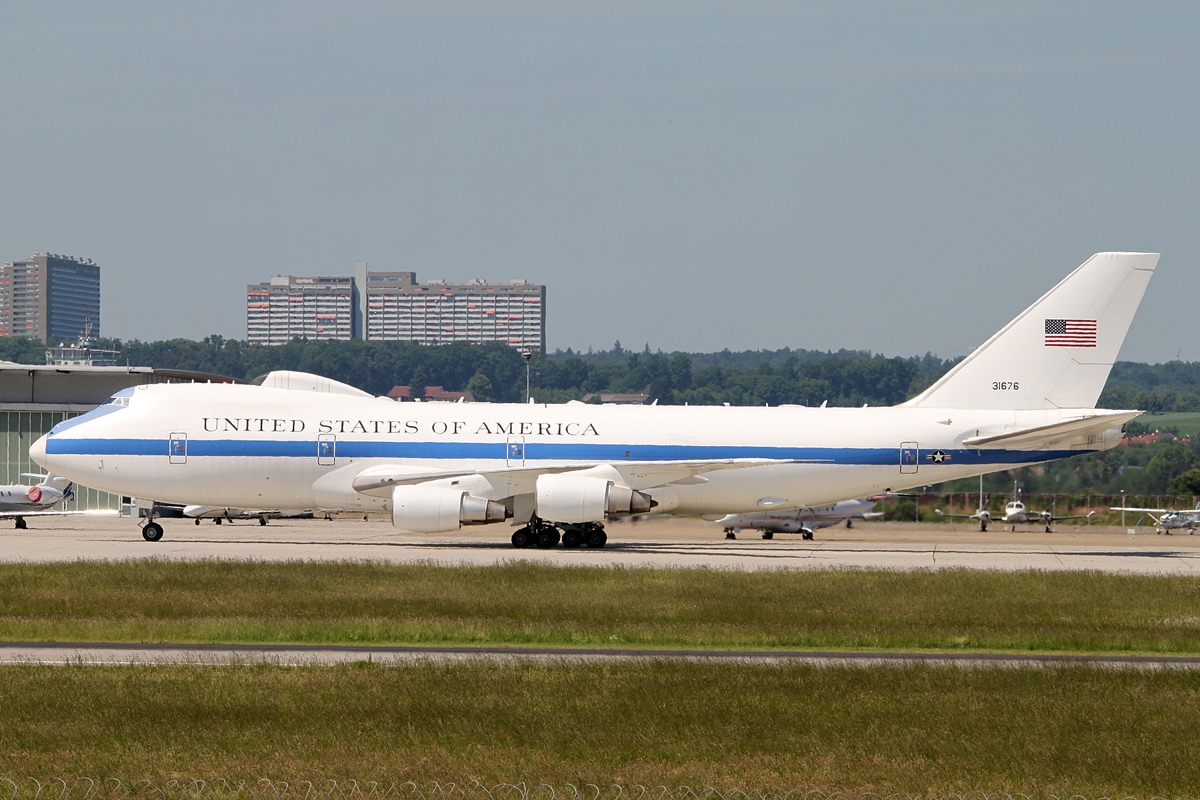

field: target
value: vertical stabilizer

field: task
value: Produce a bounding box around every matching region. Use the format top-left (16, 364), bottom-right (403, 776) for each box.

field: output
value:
top-left (903, 252), bottom-right (1158, 410)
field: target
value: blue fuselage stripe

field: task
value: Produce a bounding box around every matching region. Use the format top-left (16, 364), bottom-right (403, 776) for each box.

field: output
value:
top-left (45, 437), bottom-right (1084, 466)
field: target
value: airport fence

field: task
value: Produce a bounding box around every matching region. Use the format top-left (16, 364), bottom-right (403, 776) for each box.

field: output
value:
top-left (0, 781), bottom-right (1193, 800)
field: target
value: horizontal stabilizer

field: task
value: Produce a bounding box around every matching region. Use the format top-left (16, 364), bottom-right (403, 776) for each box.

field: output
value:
top-left (962, 410), bottom-right (1141, 450)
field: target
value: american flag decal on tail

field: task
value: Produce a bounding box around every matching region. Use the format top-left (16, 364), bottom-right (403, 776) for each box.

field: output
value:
top-left (1045, 318), bottom-right (1097, 347)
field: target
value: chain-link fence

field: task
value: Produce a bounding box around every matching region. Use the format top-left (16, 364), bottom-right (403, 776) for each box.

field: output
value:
top-left (0, 781), bottom-right (1193, 800)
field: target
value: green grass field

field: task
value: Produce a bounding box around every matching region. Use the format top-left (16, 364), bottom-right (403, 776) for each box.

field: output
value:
top-left (2, 560), bottom-right (1200, 654)
top-left (1136, 411), bottom-right (1200, 436)
top-left (5, 561), bottom-right (1200, 793)
top-left (2, 661), bottom-right (1199, 795)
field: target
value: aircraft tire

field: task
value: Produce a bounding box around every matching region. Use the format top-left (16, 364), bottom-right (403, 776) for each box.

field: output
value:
top-left (194, 519), bottom-right (201, 526)
top-left (15, 518), bottom-right (27, 530)
top-left (142, 522), bottom-right (164, 542)
top-left (562, 528), bottom-right (583, 549)
top-left (762, 531), bottom-right (774, 540)
top-left (585, 527), bottom-right (607, 548)
top-left (511, 527), bottom-right (533, 548)
top-left (802, 531), bottom-right (813, 541)
top-left (535, 526), bottom-right (560, 549)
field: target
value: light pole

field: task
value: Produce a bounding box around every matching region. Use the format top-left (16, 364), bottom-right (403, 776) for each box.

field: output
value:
top-left (523, 350), bottom-right (532, 403)
top-left (1121, 489), bottom-right (1126, 527)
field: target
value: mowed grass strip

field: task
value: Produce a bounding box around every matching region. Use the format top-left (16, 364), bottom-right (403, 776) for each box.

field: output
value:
top-left (2, 561), bottom-right (1200, 653)
top-left (1, 661), bottom-right (1198, 795)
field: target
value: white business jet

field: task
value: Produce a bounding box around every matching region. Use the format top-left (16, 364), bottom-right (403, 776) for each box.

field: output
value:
top-left (0, 473), bottom-right (76, 528)
top-left (714, 498), bottom-right (881, 540)
top-left (29, 252), bottom-right (1158, 548)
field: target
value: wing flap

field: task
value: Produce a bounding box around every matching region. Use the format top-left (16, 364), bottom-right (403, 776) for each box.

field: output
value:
top-left (961, 411), bottom-right (1142, 450)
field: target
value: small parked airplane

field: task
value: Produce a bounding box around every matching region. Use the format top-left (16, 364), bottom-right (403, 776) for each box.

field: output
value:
top-left (29, 252), bottom-right (1159, 546)
top-left (936, 482), bottom-right (1095, 532)
top-left (714, 498), bottom-right (882, 540)
top-left (1108, 502), bottom-right (1200, 534)
top-left (0, 473), bottom-right (75, 528)
top-left (181, 505), bottom-right (315, 525)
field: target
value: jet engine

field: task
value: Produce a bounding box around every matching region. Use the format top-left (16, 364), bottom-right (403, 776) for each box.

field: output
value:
top-left (535, 473), bottom-right (655, 523)
top-left (391, 485), bottom-right (509, 533)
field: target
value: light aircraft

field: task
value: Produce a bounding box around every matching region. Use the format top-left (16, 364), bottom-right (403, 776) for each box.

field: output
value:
top-left (936, 484), bottom-right (1096, 532)
top-left (714, 498), bottom-right (881, 540)
top-left (0, 473), bottom-right (75, 528)
top-left (29, 252), bottom-right (1158, 548)
top-left (181, 505), bottom-right (314, 525)
top-left (1108, 503), bottom-right (1200, 534)
top-left (935, 477), bottom-right (1097, 532)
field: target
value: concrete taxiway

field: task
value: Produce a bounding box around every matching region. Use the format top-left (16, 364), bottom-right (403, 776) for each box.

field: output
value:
top-left (1, 514), bottom-right (1198, 574)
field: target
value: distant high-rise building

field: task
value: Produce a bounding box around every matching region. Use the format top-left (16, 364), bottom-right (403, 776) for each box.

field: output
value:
top-left (246, 275), bottom-right (356, 345)
top-left (248, 266), bottom-right (546, 351)
top-left (0, 253), bottom-right (101, 343)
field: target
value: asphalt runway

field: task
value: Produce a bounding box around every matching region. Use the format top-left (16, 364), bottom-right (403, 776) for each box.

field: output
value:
top-left (2, 640), bottom-right (1198, 669)
top-left (2, 513), bottom-right (1199, 574)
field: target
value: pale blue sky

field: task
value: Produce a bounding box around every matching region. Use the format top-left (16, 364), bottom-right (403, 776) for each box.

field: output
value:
top-left (2, 2), bottom-right (1196, 362)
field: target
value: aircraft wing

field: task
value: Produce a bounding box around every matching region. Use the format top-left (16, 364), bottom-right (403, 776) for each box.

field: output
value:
top-left (1109, 506), bottom-right (1170, 514)
top-left (933, 509), bottom-right (985, 521)
top-left (1051, 511), bottom-right (1097, 522)
top-left (351, 458), bottom-right (800, 494)
top-left (0, 509), bottom-right (120, 518)
top-left (962, 411), bottom-right (1143, 450)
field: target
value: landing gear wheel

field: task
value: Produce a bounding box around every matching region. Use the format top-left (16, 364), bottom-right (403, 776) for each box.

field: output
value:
top-left (802, 531), bottom-right (814, 541)
top-left (15, 518), bottom-right (27, 530)
top-left (259, 516), bottom-right (268, 526)
top-left (562, 528), bottom-right (583, 549)
top-left (724, 529), bottom-right (736, 540)
top-left (142, 522), bottom-right (164, 542)
top-left (585, 527), bottom-right (608, 548)
top-left (762, 531), bottom-right (774, 540)
top-left (511, 527), bottom-right (533, 548)
top-left (535, 526), bottom-right (561, 549)
top-left (194, 519), bottom-right (201, 526)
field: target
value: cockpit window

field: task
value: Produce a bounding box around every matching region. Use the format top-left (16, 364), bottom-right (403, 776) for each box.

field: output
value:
top-left (104, 395), bottom-right (131, 407)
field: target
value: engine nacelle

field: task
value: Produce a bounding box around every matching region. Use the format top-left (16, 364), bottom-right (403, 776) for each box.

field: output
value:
top-left (535, 474), bottom-right (655, 523)
top-left (391, 485), bottom-right (508, 533)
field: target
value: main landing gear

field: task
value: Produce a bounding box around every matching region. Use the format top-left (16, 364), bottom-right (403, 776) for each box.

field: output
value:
top-left (142, 521), bottom-right (164, 542)
top-left (511, 518), bottom-right (608, 549)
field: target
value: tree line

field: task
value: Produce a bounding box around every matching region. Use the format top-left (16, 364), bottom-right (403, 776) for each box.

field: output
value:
top-left (7, 335), bottom-right (1200, 412)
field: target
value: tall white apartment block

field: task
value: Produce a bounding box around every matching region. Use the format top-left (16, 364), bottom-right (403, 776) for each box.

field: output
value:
top-left (248, 266), bottom-right (545, 351)
top-left (356, 265), bottom-right (545, 350)
top-left (246, 275), bottom-right (355, 345)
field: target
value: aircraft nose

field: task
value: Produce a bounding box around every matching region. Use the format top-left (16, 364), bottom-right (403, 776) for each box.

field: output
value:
top-left (29, 432), bottom-right (49, 467)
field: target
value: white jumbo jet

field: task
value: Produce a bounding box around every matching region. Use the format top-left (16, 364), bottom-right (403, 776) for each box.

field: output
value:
top-left (713, 498), bottom-right (881, 540)
top-left (29, 252), bottom-right (1159, 548)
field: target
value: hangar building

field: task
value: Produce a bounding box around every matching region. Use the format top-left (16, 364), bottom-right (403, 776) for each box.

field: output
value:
top-left (0, 363), bottom-right (239, 513)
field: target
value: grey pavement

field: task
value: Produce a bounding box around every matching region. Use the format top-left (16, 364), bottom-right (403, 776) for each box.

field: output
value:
top-left (1, 515), bottom-right (1197, 574)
